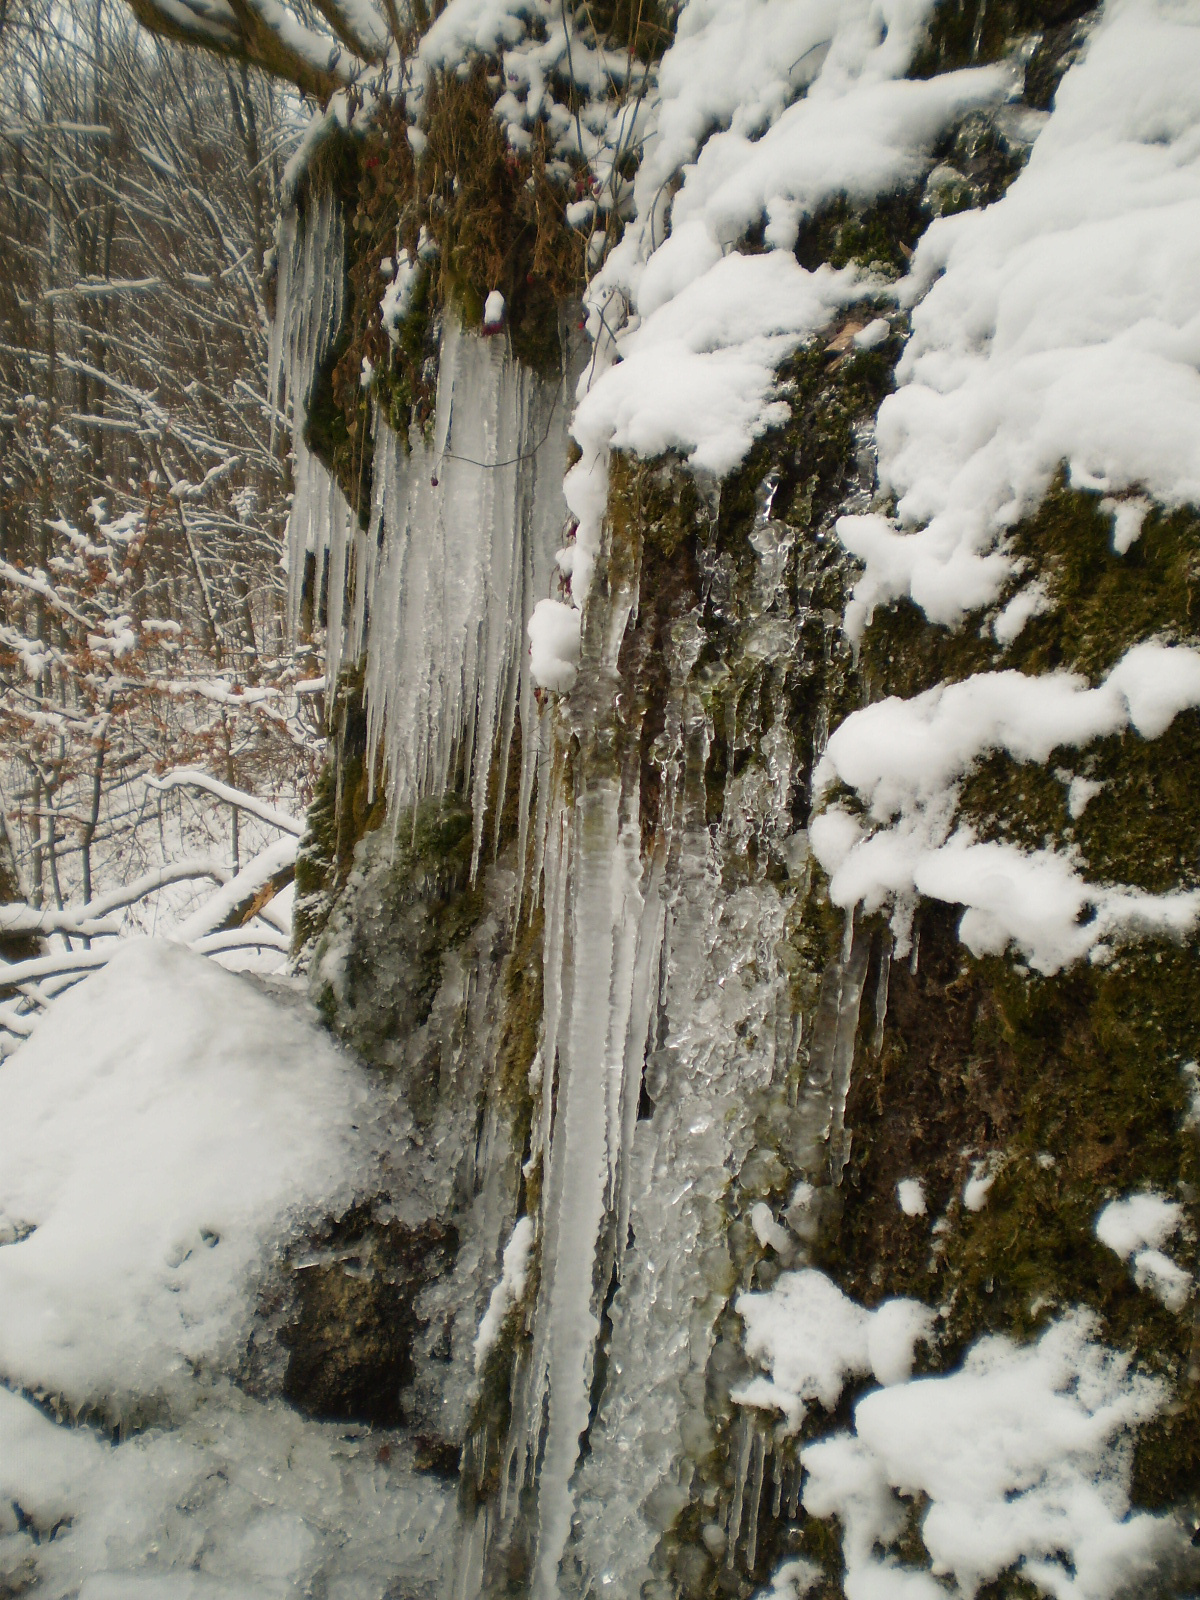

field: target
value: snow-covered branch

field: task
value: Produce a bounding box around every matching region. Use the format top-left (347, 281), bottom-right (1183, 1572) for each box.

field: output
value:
top-left (146, 768), bottom-right (303, 835)
top-left (0, 904), bottom-right (120, 938)
top-left (168, 833), bottom-right (298, 943)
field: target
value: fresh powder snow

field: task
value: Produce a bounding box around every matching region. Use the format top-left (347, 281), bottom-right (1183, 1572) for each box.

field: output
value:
top-left (0, 942), bottom-right (453, 1598)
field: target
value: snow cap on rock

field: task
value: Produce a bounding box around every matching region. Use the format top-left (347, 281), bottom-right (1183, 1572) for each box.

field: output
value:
top-left (482, 289), bottom-right (506, 334)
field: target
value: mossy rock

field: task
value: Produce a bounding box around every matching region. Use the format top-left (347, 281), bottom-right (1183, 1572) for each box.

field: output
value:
top-left (277, 1201), bottom-right (459, 1426)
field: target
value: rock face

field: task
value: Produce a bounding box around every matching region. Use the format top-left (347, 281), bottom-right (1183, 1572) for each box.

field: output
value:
top-left (277, 2), bottom-right (1200, 1597)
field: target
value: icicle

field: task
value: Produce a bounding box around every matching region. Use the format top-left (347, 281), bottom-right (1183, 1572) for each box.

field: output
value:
top-left (270, 189), bottom-right (351, 695)
top-left (355, 321), bottom-right (575, 865)
top-left (532, 778), bottom-right (638, 1600)
top-left (871, 934), bottom-right (892, 1057)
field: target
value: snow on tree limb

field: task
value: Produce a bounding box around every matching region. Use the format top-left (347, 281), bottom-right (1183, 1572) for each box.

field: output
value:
top-left (168, 833), bottom-right (298, 943)
top-left (125, 0), bottom-right (356, 99)
top-left (79, 859), bottom-right (232, 920)
top-left (146, 768), bottom-right (303, 835)
top-left (0, 906), bottom-right (120, 938)
top-left (189, 925), bottom-right (291, 955)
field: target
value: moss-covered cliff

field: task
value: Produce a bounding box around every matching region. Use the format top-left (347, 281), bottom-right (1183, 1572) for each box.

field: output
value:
top-left (281, 0), bottom-right (1200, 1595)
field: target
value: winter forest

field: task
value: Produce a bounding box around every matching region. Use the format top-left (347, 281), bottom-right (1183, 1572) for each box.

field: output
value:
top-left (5, 0), bottom-right (1200, 1596)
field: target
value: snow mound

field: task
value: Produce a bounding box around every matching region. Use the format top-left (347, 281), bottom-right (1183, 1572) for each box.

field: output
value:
top-left (0, 938), bottom-right (369, 1414)
top-left (803, 1311), bottom-right (1182, 1600)
top-left (0, 1383), bottom-right (450, 1600)
top-left (841, 0), bottom-right (1200, 629)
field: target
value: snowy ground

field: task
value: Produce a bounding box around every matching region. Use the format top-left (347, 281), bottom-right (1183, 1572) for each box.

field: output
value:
top-left (0, 942), bottom-right (451, 1599)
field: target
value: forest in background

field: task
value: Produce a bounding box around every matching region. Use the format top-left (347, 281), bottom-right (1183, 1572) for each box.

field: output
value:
top-left (0, 0), bottom-right (325, 1036)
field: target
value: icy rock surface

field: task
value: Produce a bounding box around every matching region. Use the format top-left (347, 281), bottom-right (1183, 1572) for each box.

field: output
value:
top-left (181, 0), bottom-right (1200, 1595)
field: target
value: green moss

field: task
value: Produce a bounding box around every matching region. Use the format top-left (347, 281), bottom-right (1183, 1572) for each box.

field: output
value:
top-left (310, 793), bottom-right (483, 1072)
top-left (795, 193), bottom-right (928, 280)
top-left (293, 667), bottom-right (389, 956)
top-left (832, 907), bottom-right (1200, 1511)
top-left (862, 481), bottom-right (1200, 703)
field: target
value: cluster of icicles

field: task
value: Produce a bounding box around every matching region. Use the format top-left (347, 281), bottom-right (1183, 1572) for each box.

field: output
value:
top-left (272, 197), bottom-right (658, 1598)
top-left (269, 194), bottom-right (574, 883)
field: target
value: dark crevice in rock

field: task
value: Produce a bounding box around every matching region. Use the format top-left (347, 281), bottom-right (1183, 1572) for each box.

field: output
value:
top-left (279, 1204), bottom-right (459, 1426)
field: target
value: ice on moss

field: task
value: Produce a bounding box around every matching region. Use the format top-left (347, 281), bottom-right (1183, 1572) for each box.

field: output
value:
top-left (897, 1177), bottom-right (927, 1217)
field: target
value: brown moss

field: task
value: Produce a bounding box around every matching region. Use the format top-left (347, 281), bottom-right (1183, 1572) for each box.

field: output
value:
top-left (318, 64), bottom-right (587, 513)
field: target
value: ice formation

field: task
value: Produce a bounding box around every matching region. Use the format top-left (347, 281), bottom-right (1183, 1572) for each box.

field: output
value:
top-left (272, 208), bottom-right (579, 873)
top-left (15, 0), bottom-right (1200, 1595)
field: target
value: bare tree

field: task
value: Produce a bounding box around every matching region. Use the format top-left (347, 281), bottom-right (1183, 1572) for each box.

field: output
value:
top-left (0, 0), bottom-right (323, 908)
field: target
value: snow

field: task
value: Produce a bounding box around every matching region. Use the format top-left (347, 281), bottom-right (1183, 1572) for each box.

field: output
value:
top-left (573, 253), bottom-right (868, 479)
top-left (810, 641), bottom-right (1200, 970)
top-left (963, 1160), bottom-right (997, 1212)
top-left (840, 0), bottom-right (1200, 630)
top-left (801, 1311), bottom-right (1182, 1600)
top-left (814, 818), bottom-right (1200, 974)
top-left (731, 1268), bottom-right (932, 1432)
top-left (897, 1177), bottom-right (927, 1217)
top-left (528, 596), bottom-right (582, 693)
top-left (482, 288), bottom-right (506, 332)
top-left (564, 0), bottom-right (1007, 606)
top-left (0, 939), bottom-right (367, 1414)
top-left (474, 1215), bottom-right (535, 1370)
top-left (816, 643), bottom-right (1200, 823)
top-left (854, 317), bottom-right (890, 349)
top-left (754, 1558), bottom-right (821, 1600)
top-left (0, 1383), bottom-right (450, 1600)
top-left (1095, 1191), bottom-right (1183, 1259)
top-left (0, 942), bottom-right (456, 1598)
top-left (1096, 1192), bottom-right (1192, 1313)
top-left (379, 249), bottom-right (420, 341)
